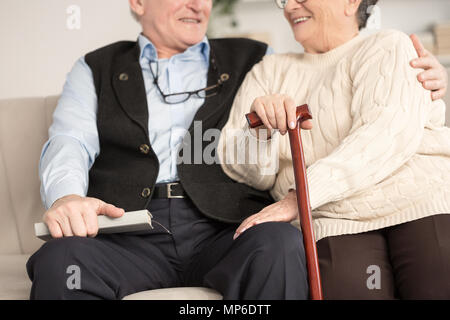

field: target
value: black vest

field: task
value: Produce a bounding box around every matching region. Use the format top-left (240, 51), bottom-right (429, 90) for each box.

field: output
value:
top-left (84, 38), bottom-right (273, 223)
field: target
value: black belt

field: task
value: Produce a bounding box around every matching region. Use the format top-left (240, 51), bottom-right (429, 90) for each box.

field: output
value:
top-left (152, 182), bottom-right (187, 199)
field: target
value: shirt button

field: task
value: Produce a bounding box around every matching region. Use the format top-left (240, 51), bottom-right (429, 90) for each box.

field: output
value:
top-left (141, 187), bottom-right (151, 198)
top-left (139, 144), bottom-right (150, 154)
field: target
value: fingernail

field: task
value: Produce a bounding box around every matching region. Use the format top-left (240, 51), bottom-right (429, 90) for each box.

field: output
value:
top-left (289, 121), bottom-right (296, 129)
top-left (233, 233), bottom-right (239, 240)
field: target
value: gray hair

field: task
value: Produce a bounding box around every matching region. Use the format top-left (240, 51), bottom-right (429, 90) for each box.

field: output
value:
top-left (357, 0), bottom-right (379, 30)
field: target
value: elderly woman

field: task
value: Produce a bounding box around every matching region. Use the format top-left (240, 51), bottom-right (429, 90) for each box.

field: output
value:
top-left (218, 0), bottom-right (450, 299)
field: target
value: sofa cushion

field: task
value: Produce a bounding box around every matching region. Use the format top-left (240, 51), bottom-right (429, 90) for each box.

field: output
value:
top-left (0, 254), bottom-right (32, 300)
top-left (0, 97), bottom-right (59, 255)
top-left (122, 287), bottom-right (223, 300)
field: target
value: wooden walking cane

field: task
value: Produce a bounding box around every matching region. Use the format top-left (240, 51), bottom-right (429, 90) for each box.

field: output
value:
top-left (245, 104), bottom-right (323, 300)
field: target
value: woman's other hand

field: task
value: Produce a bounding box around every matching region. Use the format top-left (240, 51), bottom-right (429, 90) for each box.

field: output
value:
top-left (233, 190), bottom-right (298, 240)
top-left (410, 34), bottom-right (448, 101)
top-left (250, 94), bottom-right (313, 138)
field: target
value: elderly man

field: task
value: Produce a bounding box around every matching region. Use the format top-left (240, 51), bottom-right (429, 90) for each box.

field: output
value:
top-left (26, 0), bottom-right (448, 300)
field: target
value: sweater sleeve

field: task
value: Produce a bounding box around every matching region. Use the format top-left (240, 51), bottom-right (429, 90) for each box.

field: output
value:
top-left (303, 30), bottom-right (432, 210)
top-left (217, 55), bottom-right (282, 191)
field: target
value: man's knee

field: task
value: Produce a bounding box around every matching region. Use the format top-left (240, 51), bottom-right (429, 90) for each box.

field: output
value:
top-left (26, 236), bottom-right (98, 298)
top-left (240, 222), bottom-right (305, 261)
top-left (235, 222), bottom-right (308, 299)
top-left (29, 236), bottom-right (94, 264)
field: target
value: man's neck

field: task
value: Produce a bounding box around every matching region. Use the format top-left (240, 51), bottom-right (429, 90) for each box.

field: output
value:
top-left (155, 47), bottom-right (183, 59)
top-left (141, 31), bottom-right (186, 59)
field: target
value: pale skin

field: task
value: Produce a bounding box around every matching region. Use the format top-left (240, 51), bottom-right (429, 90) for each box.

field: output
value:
top-left (233, 0), bottom-right (448, 240)
top-left (44, 0), bottom-right (447, 240)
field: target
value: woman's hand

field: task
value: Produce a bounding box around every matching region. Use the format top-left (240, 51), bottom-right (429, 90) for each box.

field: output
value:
top-left (410, 34), bottom-right (448, 101)
top-left (233, 190), bottom-right (298, 240)
top-left (250, 94), bottom-right (313, 138)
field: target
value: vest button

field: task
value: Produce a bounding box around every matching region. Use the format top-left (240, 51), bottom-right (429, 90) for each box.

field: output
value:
top-left (220, 73), bottom-right (230, 82)
top-left (139, 144), bottom-right (150, 155)
top-left (141, 187), bottom-right (151, 198)
top-left (119, 73), bottom-right (129, 81)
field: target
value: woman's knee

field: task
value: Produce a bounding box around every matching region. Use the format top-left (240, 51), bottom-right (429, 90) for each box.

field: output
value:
top-left (399, 279), bottom-right (450, 300)
top-left (317, 233), bottom-right (396, 300)
top-left (387, 214), bottom-right (450, 299)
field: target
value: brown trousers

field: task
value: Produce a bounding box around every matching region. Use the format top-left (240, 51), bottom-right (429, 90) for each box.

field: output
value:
top-left (317, 214), bottom-right (450, 300)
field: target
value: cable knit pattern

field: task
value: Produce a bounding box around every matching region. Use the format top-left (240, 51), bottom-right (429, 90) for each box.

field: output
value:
top-left (218, 30), bottom-right (450, 241)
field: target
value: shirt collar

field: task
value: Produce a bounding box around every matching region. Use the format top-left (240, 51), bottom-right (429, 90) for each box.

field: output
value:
top-left (138, 33), bottom-right (210, 64)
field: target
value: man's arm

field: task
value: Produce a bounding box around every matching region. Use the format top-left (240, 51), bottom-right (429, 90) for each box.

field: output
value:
top-left (410, 34), bottom-right (448, 101)
top-left (40, 58), bottom-right (123, 238)
top-left (40, 57), bottom-right (99, 209)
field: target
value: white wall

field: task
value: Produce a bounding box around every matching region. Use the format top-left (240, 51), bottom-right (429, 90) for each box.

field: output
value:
top-left (0, 0), bottom-right (450, 100)
top-left (0, 0), bottom-right (141, 100)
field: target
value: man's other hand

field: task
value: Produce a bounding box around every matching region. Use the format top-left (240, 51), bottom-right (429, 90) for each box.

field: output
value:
top-left (410, 34), bottom-right (448, 101)
top-left (43, 194), bottom-right (125, 239)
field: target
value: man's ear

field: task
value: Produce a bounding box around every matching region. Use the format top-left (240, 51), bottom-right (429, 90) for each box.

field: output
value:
top-left (344, 0), bottom-right (362, 17)
top-left (129, 0), bottom-right (145, 17)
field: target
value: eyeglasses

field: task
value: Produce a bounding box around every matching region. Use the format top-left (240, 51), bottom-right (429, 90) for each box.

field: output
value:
top-left (274, 0), bottom-right (307, 9)
top-left (149, 59), bottom-right (229, 104)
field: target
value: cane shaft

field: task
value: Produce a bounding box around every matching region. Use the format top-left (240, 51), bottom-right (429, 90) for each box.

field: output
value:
top-left (288, 126), bottom-right (323, 300)
top-left (246, 104), bottom-right (323, 300)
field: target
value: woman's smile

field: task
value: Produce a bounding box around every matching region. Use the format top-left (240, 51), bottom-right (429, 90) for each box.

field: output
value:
top-left (292, 16), bottom-right (312, 25)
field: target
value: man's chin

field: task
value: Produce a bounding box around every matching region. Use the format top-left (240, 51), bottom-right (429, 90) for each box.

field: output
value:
top-left (180, 35), bottom-right (206, 47)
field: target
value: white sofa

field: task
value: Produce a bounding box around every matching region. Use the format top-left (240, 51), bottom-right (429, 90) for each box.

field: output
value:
top-left (0, 96), bottom-right (222, 300)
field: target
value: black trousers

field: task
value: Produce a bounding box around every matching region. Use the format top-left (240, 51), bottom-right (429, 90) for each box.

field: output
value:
top-left (317, 214), bottom-right (450, 300)
top-left (26, 198), bottom-right (308, 300)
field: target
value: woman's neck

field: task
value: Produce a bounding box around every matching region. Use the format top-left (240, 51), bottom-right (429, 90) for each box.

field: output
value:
top-left (303, 28), bottom-right (360, 54)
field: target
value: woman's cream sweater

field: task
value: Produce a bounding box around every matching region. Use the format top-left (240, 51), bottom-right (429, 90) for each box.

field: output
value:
top-left (218, 30), bottom-right (450, 241)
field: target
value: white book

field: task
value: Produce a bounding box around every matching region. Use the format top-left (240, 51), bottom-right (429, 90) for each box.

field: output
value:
top-left (34, 210), bottom-right (154, 241)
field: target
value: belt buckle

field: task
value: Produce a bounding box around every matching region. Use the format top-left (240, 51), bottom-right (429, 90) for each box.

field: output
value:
top-left (167, 183), bottom-right (184, 199)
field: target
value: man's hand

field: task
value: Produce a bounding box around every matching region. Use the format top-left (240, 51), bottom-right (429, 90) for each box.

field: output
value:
top-left (43, 194), bottom-right (125, 239)
top-left (410, 34), bottom-right (448, 101)
top-left (233, 190), bottom-right (298, 240)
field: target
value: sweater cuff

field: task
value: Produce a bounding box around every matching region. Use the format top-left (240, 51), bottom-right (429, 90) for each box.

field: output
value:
top-left (306, 166), bottom-right (337, 210)
top-left (243, 125), bottom-right (280, 171)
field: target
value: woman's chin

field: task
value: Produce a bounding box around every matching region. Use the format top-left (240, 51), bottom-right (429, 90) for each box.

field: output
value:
top-left (291, 28), bottom-right (314, 47)
top-left (294, 35), bottom-right (310, 48)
